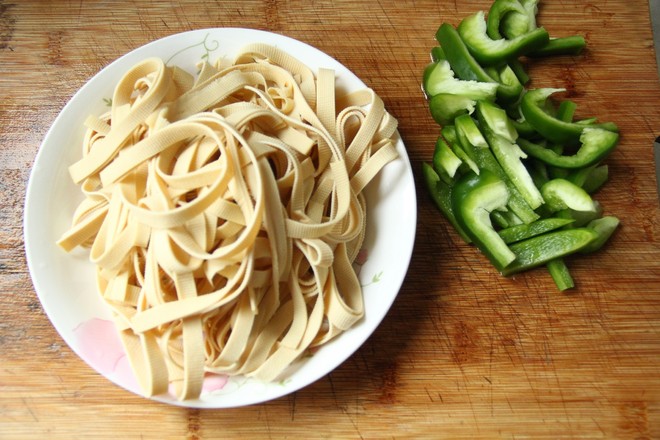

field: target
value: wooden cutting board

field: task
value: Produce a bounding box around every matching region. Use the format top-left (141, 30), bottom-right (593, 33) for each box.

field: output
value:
top-left (1, 0), bottom-right (659, 438)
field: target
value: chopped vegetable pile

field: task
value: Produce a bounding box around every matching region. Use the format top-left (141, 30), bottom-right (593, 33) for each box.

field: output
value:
top-left (422, 0), bottom-right (620, 290)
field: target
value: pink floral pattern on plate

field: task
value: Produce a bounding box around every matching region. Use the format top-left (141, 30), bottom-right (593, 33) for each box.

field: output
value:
top-left (73, 318), bottom-right (237, 398)
top-left (73, 318), bottom-right (135, 384)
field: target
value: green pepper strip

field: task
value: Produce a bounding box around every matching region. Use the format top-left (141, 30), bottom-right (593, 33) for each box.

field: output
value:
top-left (476, 101), bottom-right (545, 210)
top-left (556, 100), bottom-right (578, 125)
top-left (457, 11), bottom-right (549, 66)
top-left (580, 216), bottom-right (620, 254)
top-left (555, 202), bottom-right (603, 228)
top-left (422, 163), bottom-right (472, 243)
top-left (543, 100), bottom-right (576, 180)
top-left (492, 210), bottom-right (523, 229)
top-left (540, 178), bottom-right (598, 213)
top-left (435, 23), bottom-right (524, 104)
top-left (431, 46), bottom-right (446, 62)
top-left (451, 121), bottom-right (538, 223)
top-left (501, 228), bottom-right (599, 276)
top-left (500, 0), bottom-right (539, 39)
top-left (546, 259), bottom-right (575, 291)
top-left (455, 113), bottom-right (488, 149)
top-left (520, 88), bottom-right (618, 145)
top-left (510, 117), bottom-right (537, 138)
top-left (423, 60), bottom-right (498, 99)
top-left (490, 0), bottom-right (584, 58)
top-left (433, 136), bottom-right (463, 181)
top-left (436, 23), bottom-right (489, 83)
top-left (486, 0), bottom-right (527, 40)
top-left (518, 127), bottom-right (619, 169)
top-left (498, 217), bottom-right (575, 244)
top-left (484, 127), bottom-right (546, 210)
top-left (476, 99), bottom-right (518, 142)
top-left (549, 100), bottom-right (578, 153)
top-left (423, 59), bottom-right (498, 125)
top-left (508, 59), bottom-right (530, 85)
top-left (451, 169), bottom-right (516, 270)
top-left (528, 158), bottom-right (549, 189)
top-left (428, 94), bottom-right (476, 126)
top-left (530, 36), bottom-right (587, 57)
top-left (450, 122), bottom-right (540, 224)
top-left (570, 164), bottom-right (609, 194)
top-left (442, 126), bottom-right (480, 174)
top-left (543, 98), bottom-right (577, 290)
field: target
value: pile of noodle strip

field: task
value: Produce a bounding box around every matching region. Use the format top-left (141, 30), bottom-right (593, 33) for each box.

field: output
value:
top-left (57, 43), bottom-right (399, 401)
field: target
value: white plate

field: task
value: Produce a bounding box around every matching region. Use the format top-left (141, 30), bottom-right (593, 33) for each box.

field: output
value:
top-left (23, 28), bottom-right (416, 408)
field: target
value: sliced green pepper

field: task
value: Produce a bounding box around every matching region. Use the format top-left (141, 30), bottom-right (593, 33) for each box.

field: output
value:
top-left (422, 162), bottom-right (472, 243)
top-left (520, 88), bottom-right (618, 145)
top-left (451, 119), bottom-right (540, 224)
top-left (476, 99), bottom-right (518, 142)
top-left (501, 228), bottom-right (599, 276)
top-left (575, 117), bottom-right (601, 126)
top-left (492, 209), bottom-right (523, 229)
top-left (518, 127), bottom-right (619, 169)
top-left (452, 169), bottom-right (516, 269)
top-left (542, 99), bottom-right (578, 179)
top-left (540, 178), bottom-right (598, 213)
top-left (530, 36), bottom-right (587, 57)
top-left (486, 0), bottom-right (527, 40)
top-left (510, 117), bottom-right (538, 138)
top-left (455, 114), bottom-right (488, 149)
top-left (477, 101), bottom-right (544, 210)
top-left (580, 216), bottom-right (620, 253)
top-left (432, 136), bottom-right (463, 181)
top-left (508, 59), bottom-right (530, 85)
top-left (528, 158), bottom-right (550, 189)
top-left (492, 0), bottom-right (583, 57)
top-left (436, 23), bottom-right (486, 83)
top-left (546, 259), bottom-right (575, 291)
top-left (498, 217), bottom-right (575, 244)
top-left (423, 60), bottom-right (498, 125)
top-left (430, 45), bottom-right (446, 62)
top-left (538, 98), bottom-right (577, 290)
top-left (570, 164), bottom-right (609, 194)
top-left (423, 60), bottom-right (499, 99)
top-left (544, 160), bottom-right (571, 182)
top-left (496, 64), bottom-right (525, 104)
top-left (435, 23), bottom-right (524, 104)
top-left (457, 10), bottom-right (549, 66)
top-left (555, 202), bottom-right (603, 228)
top-left (429, 94), bottom-right (476, 126)
top-left (556, 99), bottom-right (578, 124)
top-left (421, 1), bottom-right (620, 291)
top-left (442, 125), bottom-right (480, 174)
top-left (487, 132), bottom-right (545, 210)
top-left (500, 0), bottom-right (539, 39)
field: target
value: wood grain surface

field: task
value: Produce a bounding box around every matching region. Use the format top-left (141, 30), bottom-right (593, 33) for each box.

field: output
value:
top-left (1, 0), bottom-right (659, 438)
